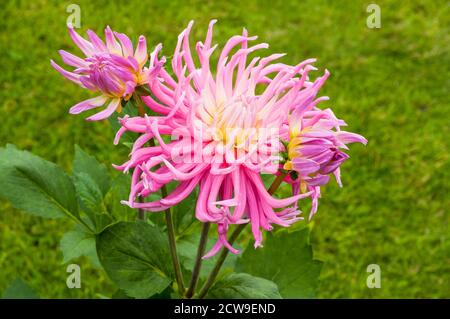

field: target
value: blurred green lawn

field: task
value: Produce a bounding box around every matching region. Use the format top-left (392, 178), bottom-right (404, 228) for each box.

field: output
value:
top-left (0, 0), bottom-right (449, 298)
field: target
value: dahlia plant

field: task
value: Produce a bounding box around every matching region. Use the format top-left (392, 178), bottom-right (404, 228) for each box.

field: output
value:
top-left (0, 21), bottom-right (365, 299)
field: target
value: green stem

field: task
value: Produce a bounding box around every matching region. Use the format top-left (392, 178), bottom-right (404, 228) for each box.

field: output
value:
top-left (137, 197), bottom-right (145, 220)
top-left (267, 171), bottom-right (288, 195)
top-left (197, 171), bottom-right (288, 299)
top-left (196, 223), bottom-right (246, 299)
top-left (161, 185), bottom-right (186, 296)
top-left (185, 223), bottom-right (210, 298)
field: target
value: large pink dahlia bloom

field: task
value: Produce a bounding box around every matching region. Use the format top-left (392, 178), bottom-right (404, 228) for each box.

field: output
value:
top-left (51, 26), bottom-right (149, 121)
top-left (113, 20), bottom-right (340, 257)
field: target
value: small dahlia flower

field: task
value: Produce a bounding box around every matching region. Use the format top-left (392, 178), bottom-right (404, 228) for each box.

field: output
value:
top-left (285, 105), bottom-right (367, 219)
top-left (51, 26), bottom-right (149, 121)
top-left (114, 20), bottom-right (333, 257)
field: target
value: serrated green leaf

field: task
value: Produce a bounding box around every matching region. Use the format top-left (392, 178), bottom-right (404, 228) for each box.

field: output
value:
top-left (0, 145), bottom-right (79, 219)
top-left (60, 226), bottom-right (101, 267)
top-left (74, 172), bottom-right (104, 212)
top-left (237, 228), bottom-right (323, 298)
top-left (96, 221), bottom-right (174, 298)
top-left (73, 172), bottom-right (113, 233)
top-left (73, 145), bottom-right (111, 196)
top-left (207, 273), bottom-right (282, 299)
top-left (104, 174), bottom-right (136, 220)
top-left (2, 278), bottom-right (39, 299)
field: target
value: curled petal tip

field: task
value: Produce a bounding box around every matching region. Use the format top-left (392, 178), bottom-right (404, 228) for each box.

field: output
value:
top-left (120, 200), bottom-right (130, 206)
top-left (254, 242), bottom-right (263, 249)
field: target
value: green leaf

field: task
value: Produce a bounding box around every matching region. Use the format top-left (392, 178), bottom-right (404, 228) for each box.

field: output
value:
top-left (73, 145), bottom-right (111, 196)
top-left (0, 145), bottom-right (79, 219)
top-left (104, 174), bottom-right (136, 220)
top-left (207, 273), bottom-right (282, 299)
top-left (60, 226), bottom-right (101, 267)
top-left (112, 285), bottom-right (172, 299)
top-left (111, 289), bottom-right (133, 299)
top-left (73, 172), bottom-right (113, 233)
top-left (96, 221), bottom-right (174, 298)
top-left (237, 228), bottom-right (323, 298)
top-left (74, 173), bottom-right (103, 211)
top-left (2, 278), bottom-right (39, 299)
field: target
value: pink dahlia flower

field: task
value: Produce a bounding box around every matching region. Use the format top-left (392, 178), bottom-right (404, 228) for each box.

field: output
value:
top-left (114, 20), bottom-right (339, 257)
top-left (285, 104), bottom-right (367, 219)
top-left (51, 26), bottom-right (149, 121)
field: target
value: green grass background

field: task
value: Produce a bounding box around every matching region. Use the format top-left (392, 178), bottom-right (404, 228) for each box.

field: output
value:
top-left (0, 0), bottom-right (448, 298)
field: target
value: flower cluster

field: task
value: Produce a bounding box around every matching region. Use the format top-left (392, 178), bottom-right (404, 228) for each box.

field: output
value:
top-left (52, 20), bottom-right (366, 257)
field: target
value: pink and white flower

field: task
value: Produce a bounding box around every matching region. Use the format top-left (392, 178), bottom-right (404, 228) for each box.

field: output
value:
top-left (114, 20), bottom-right (336, 257)
top-left (51, 26), bottom-right (149, 121)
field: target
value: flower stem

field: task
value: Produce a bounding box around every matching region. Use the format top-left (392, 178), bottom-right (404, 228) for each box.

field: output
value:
top-left (185, 222), bottom-right (210, 298)
top-left (197, 172), bottom-right (288, 299)
top-left (137, 197), bottom-right (145, 220)
top-left (196, 223), bottom-right (246, 299)
top-left (161, 185), bottom-right (186, 296)
top-left (267, 171), bottom-right (288, 195)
